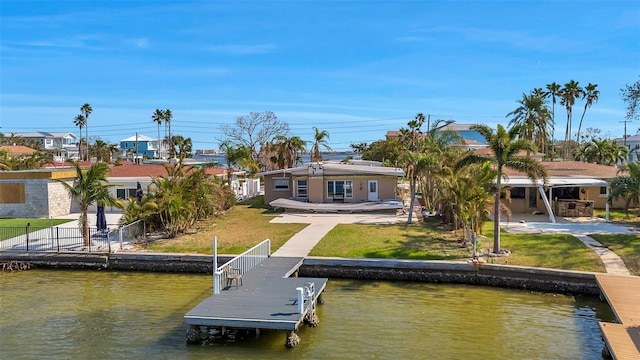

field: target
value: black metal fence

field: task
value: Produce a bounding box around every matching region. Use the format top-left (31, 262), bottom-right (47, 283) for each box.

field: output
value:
top-left (0, 225), bottom-right (116, 253)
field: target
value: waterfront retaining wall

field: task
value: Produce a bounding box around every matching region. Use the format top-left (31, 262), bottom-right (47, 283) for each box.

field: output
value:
top-left (0, 252), bottom-right (602, 295)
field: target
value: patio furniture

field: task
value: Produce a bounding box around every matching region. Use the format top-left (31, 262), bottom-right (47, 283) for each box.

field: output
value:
top-left (225, 265), bottom-right (243, 289)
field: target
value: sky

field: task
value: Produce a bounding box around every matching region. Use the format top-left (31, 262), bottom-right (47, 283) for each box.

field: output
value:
top-left (1, 1), bottom-right (639, 152)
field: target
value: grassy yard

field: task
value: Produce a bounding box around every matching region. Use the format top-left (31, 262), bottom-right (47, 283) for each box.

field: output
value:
top-left (594, 208), bottom-right (640, 227)
top-left (589, 233), bottom-right (640, 276)
top-left (146, 196), bottom-right (307, 254)
top-left (309, 220), bottom-right (606, 272)
top-left (0, 218), bottom-right (75, 241)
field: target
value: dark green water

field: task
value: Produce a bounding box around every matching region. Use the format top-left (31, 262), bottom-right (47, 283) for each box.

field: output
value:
top-left (0, 270), bottom-right (612, 359)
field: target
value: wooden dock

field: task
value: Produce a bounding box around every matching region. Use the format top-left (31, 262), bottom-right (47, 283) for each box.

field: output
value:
top-left (595, 274), bottom-right (640, 360)
top-left (184, 256), bottom-right (328, 347)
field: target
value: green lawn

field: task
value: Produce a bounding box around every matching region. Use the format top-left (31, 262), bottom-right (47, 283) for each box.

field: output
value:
top-left (594, 209), bottom-right (640, 227)
top-left (589, 233), bottom-right (640, 276)
top-left (0, 218), bottom-right (74, 241)
top-left (309, 220), bottom-right (605, 272)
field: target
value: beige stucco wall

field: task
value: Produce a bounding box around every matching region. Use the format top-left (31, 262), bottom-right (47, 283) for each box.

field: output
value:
top-left (508, 185), bottom-right (626, 216)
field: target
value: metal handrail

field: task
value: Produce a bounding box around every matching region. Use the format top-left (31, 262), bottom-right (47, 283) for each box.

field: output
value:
top-left (213, 238), bottom-right (270, 294)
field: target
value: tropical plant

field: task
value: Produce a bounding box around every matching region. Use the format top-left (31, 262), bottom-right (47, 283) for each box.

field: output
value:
top-left (559, 81), bottom-right (583, 160)
top-left (398, 114), bottom-right (427, 224)
top-left (220, 141), bottom-right (255, 185)
top-left (56, 161), bottom-right (123, 245)
top-left (455, 124), bottom-right (548, 254)
top-left (507, 91), bottom-right (551, 157)
top-left (80, 103), bottom-right (92, 161)
top-left (573, 137), bottom-right (628, 166)
top-left (170, 135), bottom-right (192, 166)
top-left (310, 127), bottom-right (332, 162)
top-left (609, 162), bottom-right (640, 217)
top-left (164, 109), bottom-right (173, 157)
top-left (92, 139), bottom-right (111, 162)
top-left (576, 83), bottom-right (599, 142)
top-left (350, 142), bottom-right (368, 156)
top-left (545, 82), bottom-right (561, 159)
top-left (73, 114), bottom-right (86, 161)
top-left (271, 135), bottom-right (307, 169)
top-left (152, 109), bottom-right (164, 158)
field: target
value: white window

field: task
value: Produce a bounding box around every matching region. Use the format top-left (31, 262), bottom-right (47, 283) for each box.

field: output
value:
top-left (296, 180), bottom-right (308, 198)
top-left (273, 178), bottom-right (290, 191)
top-left (327, 180), bottom-right (353, 198)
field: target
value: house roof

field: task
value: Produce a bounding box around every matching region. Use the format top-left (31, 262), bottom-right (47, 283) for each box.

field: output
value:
top-left (501, 160), bottom-right (622, 179)
top-left (258, 161), bottom-right (405, 177)
top-left (0, 145), bottom-right (37, 155)
top-left (503, 177), bottom-right (608, 187)
top-left (13, 131), bottom-right (76, 139)
top-left (108, 164), bottom-right (228, 178)
top-left (120, 134), bottom-right (156, 142)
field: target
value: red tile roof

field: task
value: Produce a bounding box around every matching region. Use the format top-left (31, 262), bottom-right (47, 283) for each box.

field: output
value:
top-left (108, 164), bottom-right (227, 178)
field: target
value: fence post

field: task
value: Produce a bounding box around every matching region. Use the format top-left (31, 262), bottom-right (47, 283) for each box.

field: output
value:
top-left (26, 223), bottom-right (30, 251)
top-left (56, 227), bottom-right (60, 252)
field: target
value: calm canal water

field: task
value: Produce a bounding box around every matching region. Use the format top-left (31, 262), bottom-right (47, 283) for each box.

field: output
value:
top-left (0, 270), bottom-right (612, 359)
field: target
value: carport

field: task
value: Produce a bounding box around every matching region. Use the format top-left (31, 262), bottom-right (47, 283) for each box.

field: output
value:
top-left (502, 177), bottom-right (610, 223)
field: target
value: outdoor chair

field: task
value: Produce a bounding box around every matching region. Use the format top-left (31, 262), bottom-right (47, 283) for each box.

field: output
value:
top-left (225, 265), bottom-right (243, 289)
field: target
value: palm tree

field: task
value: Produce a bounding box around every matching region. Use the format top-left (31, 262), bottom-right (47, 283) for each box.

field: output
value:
top-left (545, 82), bottom-right (561, 158)
top-left (559, 81), bottom-right (583, 160)
top-left (609, 162), bottom-right (640, 217)
top-left (574, 137), bottom-right (628, 166)
top-left (455, 124), bottom-right (548, 254)
top-left (56, 161), bottom-right (123, 246)
top-left (151, 109), bottom-right (164, 158)
top-left (92, 139), bottom-right (109, 162)
top-left (576, 83), bottom-right (599, 142)
top-left (80, 103), bottom-right (92, 161)
top-left (171, 135), bottom-right (192, 166)
top-left (73, 114), bottom-right (86, 161)
top-left (164, 109), bottom-right (173, 157)
top-left (310, 127), bottom-right (332, 162)
top-left (507, 91), bottom-right (551, 157)
top-left (398, 113), bottom-right (427, 224)
top-left (272, 135), bottom-right (307, 168)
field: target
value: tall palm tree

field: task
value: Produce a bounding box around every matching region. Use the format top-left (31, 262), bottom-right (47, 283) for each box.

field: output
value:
top-left (80, 103), bottom-right (93, 161)
top-left (310, 127), bottom-right (332, 162)
top-left (151, 109), bottom-right (164, 158)
top-left (92, 139), bottom-right (109, 162)
top-left (273, 135), bottom-right (307, 168)
top-left (73, 114), bottom-right (86, 161)
top-left (576, 83), bottom-right (599, 142)
top-left (455, 124), bottom-right (548, 254)
top-left (164, 109), bottom-right (173, 157)
top-left (559, 81), bottom-right (583, 160)
top-left (507, 91), bottom-right (551, 157)
top-left (56, 161), bottom-right (123, 246)
top-left (545, 82), bottom-right (561, 157)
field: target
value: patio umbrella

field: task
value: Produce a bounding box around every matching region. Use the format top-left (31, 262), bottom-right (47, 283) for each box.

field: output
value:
top-left (96, 205), bottom-right (107, 231)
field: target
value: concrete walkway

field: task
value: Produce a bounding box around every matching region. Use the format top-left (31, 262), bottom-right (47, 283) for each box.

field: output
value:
top-left (270, 213), bottom-right (408, 257)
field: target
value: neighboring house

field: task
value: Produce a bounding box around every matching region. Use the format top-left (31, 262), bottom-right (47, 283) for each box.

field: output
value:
top-left (0, 145), bottom-right (37, 157)
top-left (386, 122), bottom-right (486, 145)
top-left (258, 161), bottom-right (405, 212)
top-left (12, 132), bottom-right (79, 161)
top-left (0, 168), bottom-right (76, 218)
top-left (502, 161), bottom-right (623, 221)
top-left (107, 164), bottom-right (259, 201)
top-left (119, 134), bottom-right (161, 161)
top-left (616, 135), bottom-right (640, 162)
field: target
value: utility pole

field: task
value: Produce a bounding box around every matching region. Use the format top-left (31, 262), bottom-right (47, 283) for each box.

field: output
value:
top-left (621, 119), bottom-right (633, 147)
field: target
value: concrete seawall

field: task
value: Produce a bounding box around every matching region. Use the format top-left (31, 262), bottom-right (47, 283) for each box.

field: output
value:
top-left (0, 252), bottom-right (600, 295)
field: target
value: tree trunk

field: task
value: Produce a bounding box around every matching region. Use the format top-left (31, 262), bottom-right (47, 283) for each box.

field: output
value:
top-left (81, 207), bottom-right (90, 246)
top-left (407, 176), bottom-right (416, 224)
top-left (493, 181), bottom-right (501, 254)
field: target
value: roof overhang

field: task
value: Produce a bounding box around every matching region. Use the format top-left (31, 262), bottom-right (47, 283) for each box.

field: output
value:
top-left (503, 177), bottom-right (608, 188)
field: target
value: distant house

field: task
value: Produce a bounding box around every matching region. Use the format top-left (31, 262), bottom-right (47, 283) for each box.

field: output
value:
top-left (616, 135), bottom-right (640, 162)
top-left (119, 134), bottom-right (161, 161)
top-left (107, 164), bottom-right (259, 202)
top-left (258, 161), bottom-right (405, 212)
top-left (386, 122), bottom-right (485, 145)
top-left (12, 132), bottom-right (79, 161)
top-left (0, 145), bottom-right (38, 157)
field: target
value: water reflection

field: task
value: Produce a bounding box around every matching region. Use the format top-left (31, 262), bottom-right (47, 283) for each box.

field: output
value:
top-left (0, 270), bottom-right (612, 359)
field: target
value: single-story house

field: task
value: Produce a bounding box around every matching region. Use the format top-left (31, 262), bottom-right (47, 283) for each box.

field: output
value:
top-left (502, 161), bottom-right (623, 222)
top-left (258, 161), bottom-right (405, 212)
top-left (0, 169), bottom-right (76, 218)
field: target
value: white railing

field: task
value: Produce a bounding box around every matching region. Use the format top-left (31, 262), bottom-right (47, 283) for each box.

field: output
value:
top-left (213, 237), bottom-right (271, 294)
top-left (296, 282), bottom-right (316, 314)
